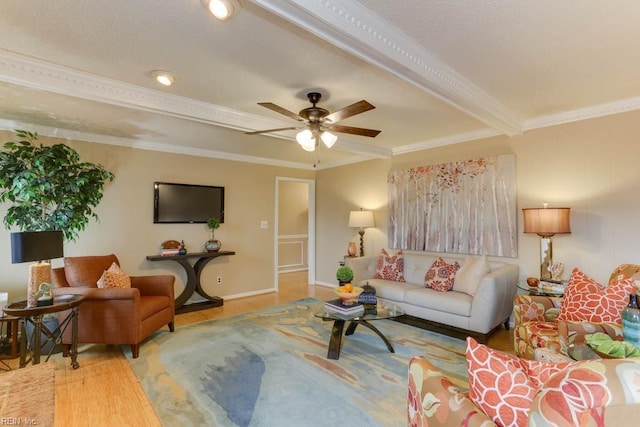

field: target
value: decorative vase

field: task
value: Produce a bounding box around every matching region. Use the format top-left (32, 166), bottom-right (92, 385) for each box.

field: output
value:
top-left (347, 241), bottom-right (356, 257)
top-left (622, 293), bottom-right (640, 350)
top-left (205, 232), bottom-right (221, 252)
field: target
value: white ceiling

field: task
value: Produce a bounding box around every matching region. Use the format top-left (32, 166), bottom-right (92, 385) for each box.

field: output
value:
top-left (1, 0), bottom-right (639, 170)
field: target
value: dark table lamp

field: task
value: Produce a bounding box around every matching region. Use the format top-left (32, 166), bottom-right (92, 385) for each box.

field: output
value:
top-left (11, 231), bottom-right (64, 307)
top-left (523, 206), bottom-right (571, 282)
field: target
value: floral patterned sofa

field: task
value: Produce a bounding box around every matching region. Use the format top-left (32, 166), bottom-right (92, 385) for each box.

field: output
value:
top-left (408, 342), bottom-right (640, 426)
top-left (513, 264), bottom-right (640, 360)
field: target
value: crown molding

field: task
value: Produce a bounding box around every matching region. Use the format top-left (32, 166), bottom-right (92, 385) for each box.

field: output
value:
top-left (392, 128), bottom-right (504, 155)
top-left (0, 119), bottom-right (319, 170)
top-left (0, 50), bottom-right (291, 133)
top-left (523, 97), bottom-right (640, 130)
top-left (252, 0), bottom-right (523, 136)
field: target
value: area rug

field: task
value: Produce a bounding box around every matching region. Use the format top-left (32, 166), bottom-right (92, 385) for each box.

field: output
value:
top-left (125, 298), bottom-right (468, 427)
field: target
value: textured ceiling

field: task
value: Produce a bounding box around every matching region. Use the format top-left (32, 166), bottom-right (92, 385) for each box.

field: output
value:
top-left (0, 0), bottom-right (639, 169)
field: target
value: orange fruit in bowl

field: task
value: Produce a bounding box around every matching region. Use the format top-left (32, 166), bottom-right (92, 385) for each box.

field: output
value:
top-left (343, 283), bottom-right (353, 292)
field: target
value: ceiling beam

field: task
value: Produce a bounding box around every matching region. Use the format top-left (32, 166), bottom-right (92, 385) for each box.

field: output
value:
top-left (251, 0), bottom-right (524, 136)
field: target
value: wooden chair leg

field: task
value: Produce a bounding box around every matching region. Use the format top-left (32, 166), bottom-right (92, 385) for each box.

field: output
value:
top-left (131, 344), bottom-right (139, 358)
top-left (503, 317), bottom-right (510, 330)
top-left (168, 321), bottom-right (175, 332)
top-left (62, 344), bottom-right (71, 357)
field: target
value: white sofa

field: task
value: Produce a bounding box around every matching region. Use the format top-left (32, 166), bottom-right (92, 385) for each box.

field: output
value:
top-left (344, 251), bottom-right (519, 343)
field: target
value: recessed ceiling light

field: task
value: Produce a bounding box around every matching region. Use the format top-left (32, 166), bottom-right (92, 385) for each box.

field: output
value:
top-left (203, 0), bottom-right (241, 21)
top-left (151, 71), bottom-right (176, 87)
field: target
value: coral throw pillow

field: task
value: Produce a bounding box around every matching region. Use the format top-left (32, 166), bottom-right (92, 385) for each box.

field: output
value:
top-left (374, 249), bottom-right (405, 282)
top-left (466, 337), bottom-right (577, 427)
top-left (558, 268), bottom-right (636, 323)
top-left (424, 257), bottom-right (460, 291)
top-left (97, 262), bottom-right (131, 289)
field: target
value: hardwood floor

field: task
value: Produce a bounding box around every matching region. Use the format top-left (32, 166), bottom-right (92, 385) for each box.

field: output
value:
top-left (0, 271), bottom-right (513, 425)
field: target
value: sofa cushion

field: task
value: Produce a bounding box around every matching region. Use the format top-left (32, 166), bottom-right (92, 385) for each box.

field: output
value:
top-left (558, 268), bottom-right (636, 323)
top-left (374, 249), bottom-right (405, 282)
top-left (366, 279), bottom-right (422, 302)
top-left (452, 255), bottom-right (490, 296)
top-left (424, 257), bottom-right (460, 291)
top-left (64, 254), bottom-right (120, 288)
top-left (466, 337), bottom-right (577, 427)
top-left (97, 262), bottom-right (131, 289)
top-left (403, 287), bottom-right (472, 317)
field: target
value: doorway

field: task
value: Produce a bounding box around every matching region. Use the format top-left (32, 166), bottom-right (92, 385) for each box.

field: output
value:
top-left (274, 177), bottom-right (315, 290)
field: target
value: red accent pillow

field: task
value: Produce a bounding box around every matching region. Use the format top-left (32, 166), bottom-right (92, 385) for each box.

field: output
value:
top-left (466, 337), bottom-right (577, 427)
top-left (558, 268), bottom-right (636, 323)
top-left (424, 257), bottom-right (460, 291)
top-left (374, 249), bottom-right (405, 282)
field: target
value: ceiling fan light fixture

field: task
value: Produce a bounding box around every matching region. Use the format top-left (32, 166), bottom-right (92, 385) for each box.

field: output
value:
top-left (296, 129), bottom-right (315, 152)
top-left (320, 131), bottom-right (337, 148)
top-left (204, 0), bottom-right (241, 20)
top-left (151, 70), bottom-right (176, 86)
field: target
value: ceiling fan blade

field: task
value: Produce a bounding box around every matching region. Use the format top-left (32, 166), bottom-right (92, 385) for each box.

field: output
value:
top-left (257, 102), bottom-right (304, 121)
top-left (245, 126), bottom-right (300, 135)
top-left (324, 100), bottom-right (375, 123)
top-left (325, 124), bottom-right (381, 138)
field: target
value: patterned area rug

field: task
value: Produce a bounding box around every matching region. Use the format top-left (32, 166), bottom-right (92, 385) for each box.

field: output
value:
top-left (126, 298), bottom-right (468, 427)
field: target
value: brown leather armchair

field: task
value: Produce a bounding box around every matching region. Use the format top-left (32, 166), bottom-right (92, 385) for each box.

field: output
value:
top-left (51, 254), bottom-right (175, 358)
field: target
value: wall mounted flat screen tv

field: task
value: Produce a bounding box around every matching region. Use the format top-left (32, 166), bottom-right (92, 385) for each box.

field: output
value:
top-left (154, 182), bottom-right (224, 224)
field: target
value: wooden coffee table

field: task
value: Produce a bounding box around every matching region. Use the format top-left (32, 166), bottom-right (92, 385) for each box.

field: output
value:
top-left (314, 303), bottom-right (405, 360)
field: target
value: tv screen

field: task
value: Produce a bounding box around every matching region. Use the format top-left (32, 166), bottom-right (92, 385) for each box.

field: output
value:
top-left (154, 182), bottom-right (224, 224)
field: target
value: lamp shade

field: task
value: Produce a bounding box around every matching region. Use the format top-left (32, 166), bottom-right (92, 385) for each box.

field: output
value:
top-left (522, 208), bottom-right (571, 237)
top-left (349, 210), bottom-right (375, 229)
top-left (10, 231), bottom-right (64, 263)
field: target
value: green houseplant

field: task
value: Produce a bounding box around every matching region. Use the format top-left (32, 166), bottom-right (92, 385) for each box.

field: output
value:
top-left (336, 265), bottom-right (354, 285)
top-left (0, 130), bottom-right (114, 241)
top-left (205, 217), bottom-right (222, 252)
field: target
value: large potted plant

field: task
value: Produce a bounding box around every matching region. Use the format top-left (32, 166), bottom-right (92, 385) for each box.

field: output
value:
top-left (0, 130), bottom-right (115, 241)
top-left (0, 130), bottom-right (114, 352)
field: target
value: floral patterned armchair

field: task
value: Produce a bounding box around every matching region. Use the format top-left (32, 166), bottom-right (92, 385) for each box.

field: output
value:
top-left (408, 355), bottom-right (640, 427)
top-left (513, 294), bottom-right (563, 359)
top-left (514, 264), bottom-right (640, 360)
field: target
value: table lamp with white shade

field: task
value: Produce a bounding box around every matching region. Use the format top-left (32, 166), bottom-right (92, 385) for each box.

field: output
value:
top-left (348, 209), bottom-right (375, 257)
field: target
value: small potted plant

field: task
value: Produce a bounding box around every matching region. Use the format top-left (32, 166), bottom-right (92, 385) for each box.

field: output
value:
top-left (204, 217), bottom-right (222, 252)
top-left (336, 266), bottom-right (354, 286)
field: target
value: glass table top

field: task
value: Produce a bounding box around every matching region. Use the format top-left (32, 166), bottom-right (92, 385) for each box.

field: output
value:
top-left (314, 303), bottom-right (405, 321)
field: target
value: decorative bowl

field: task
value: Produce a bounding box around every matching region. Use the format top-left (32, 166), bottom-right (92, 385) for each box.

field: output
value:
top-left (335, 286), bottom-right (364, 305)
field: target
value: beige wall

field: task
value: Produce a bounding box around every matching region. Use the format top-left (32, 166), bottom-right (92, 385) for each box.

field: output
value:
top-left (0, 131), bottom-right (313, 302)
top-left (315, 109), bottom-right (640, 286)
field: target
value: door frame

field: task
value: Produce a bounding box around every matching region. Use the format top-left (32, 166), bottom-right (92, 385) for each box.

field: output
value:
top-left (274, 177), bottom-right (316, 289)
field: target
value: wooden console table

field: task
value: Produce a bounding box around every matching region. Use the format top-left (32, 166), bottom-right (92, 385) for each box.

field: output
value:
top-left (146, 251), bottom-right (235, 314)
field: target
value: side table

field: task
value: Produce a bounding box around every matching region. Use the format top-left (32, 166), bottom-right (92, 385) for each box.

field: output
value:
top-left (4, 294), bottom-right (84, 369)
top-left (516, 283), bottom-right (565, 297)
top-left (146, 250), bottom-right (235, 313)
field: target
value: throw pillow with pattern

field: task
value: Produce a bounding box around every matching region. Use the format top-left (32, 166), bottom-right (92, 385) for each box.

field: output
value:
top-left (97, 262), bottom-right (131, 289)
top-left (425, 257), bottom-right (460, 291)
top-left (466, 337), bottom-right (578, 427)
top-left (558, 267), bottom-right (635, 323)
top-left (374, 249), bottom-right (405, 282)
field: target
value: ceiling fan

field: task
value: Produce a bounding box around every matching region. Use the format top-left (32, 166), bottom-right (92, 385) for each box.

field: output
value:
top-left (246, 92), bottom-right (381, 152)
